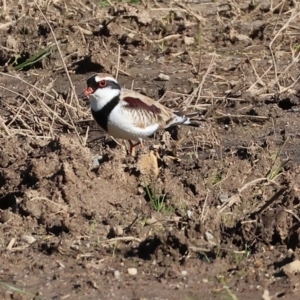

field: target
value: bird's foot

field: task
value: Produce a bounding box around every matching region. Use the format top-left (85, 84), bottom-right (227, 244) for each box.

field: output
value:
top-left (128, 140), bottom-right (140, 156)
top-left (128, 140), bottom-right (145, 156)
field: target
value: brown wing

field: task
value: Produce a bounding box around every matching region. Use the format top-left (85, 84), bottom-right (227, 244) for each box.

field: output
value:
top-left (123, 96), bottom-right (161, 114)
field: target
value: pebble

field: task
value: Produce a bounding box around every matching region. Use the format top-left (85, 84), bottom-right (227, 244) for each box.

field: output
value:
top-left (21, 235), bottom-right (36, 244)
top-left (181, 270), bottom-right (188, 276)
top-left (204, 231), bottom-right (214, 242)
top-left (144, 217), bottom-right (157, 225)
top-left (70, 244), bottom-right (79, 251)
top-left (218, 193), bottom-right (229, 203)
top-left (127, 268), bottom-right (137, 276)
top-left (115, 226), bottom-right (123, 236)
top-left (92, 156), bottom-right (102, 167)
top-left (184, 36), bottom-right (195, 45)
top-left (157, 73), bottom-right (170, 81)
top-left (114, 270), bottom-right (121, 280)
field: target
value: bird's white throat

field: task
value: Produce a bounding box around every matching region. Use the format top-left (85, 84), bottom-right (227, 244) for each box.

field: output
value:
top-left (89, 87), bottom-right (120, 112)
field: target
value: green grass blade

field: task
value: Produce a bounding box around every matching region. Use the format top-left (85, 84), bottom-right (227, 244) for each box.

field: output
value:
top-left (13, 46), bottom-right (52, 71)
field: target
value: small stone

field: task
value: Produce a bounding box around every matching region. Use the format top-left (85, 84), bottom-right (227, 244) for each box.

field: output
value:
top-left (6, 238), bottom-right (16, 250)
top-left (0, 210), bottom-right (12, 223)
top-left (262, 289), bottom-right (270, 300)
top-left (114, 270), bottom-right (121, 280)
top-left (184, 36), bottom-right (195, 45)
top-left (235, 33), bottom-right (251, 41)
top-left (145, 217), bottom-right (157, 225)
top-left (156, 73), bottom-right (170, 81)
top-left (181, 270), bottom-right (188, 276)
top-left (56, 261), bottom-right (65, 268)
top-left (115, 226), bottom-right (123, 236)
top-left (204, 231), bottom-right (214, 242)
top-left (92, 156), bottom-right (102, 167)
top-left (202, 278), bottom-right (208, 283)
top-left (140, 87), bottom-right (148, 95)
top-left (127, 268), bottom-right (137, 276)
top-left (137, 187), bottom-right (144, 195)
top-left (218, 193), bottom-right (229, 203)
top-left (70, 244), bottom-right (79, 251)
top-left (21, 235), bottom-right (36, 244)
top-left (187, 210), bottom-right (193, 219)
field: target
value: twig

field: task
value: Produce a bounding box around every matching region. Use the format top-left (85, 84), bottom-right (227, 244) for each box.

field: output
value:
top-left (34, 2), bottom-right (84, 145)
top-left (99, 237), bottom-right (141, 244)
top-left (115, 44), bottom-right (121, 80)
top-left (195, 53), bottom-right (216, 107)
top-left (269, 8), bottom-right (300, 91)
top-left (189, 246), bottom-right (212, 252)
top-left (238, 177), bottom-right (268, 193)
top-left (119, 24), bottom-right (182, 44)
top-left (272, 0), bottom-right (285, 34)
top-left (7, 101), bottom-right (27, 127)
top-left (247, 66), bottom-right (273, 92)
top-left (214, 111), bottom-right (269, 120)
top-left (83, 126), bottom-right (90, 147)
top-left (183, 54), bottom-right (216, 109)
top-left (285, 208), bottom-right (300, 222)
top-left (2, 0), bottom-right (6, 13)
top-left (155, 34), bottom-right (181, 43)
top-left (29, 196), bottom-right (69, 209)
top-left (0, 116), bottom-right (10, 136)
top-left (250, 188), bottom-right (286, 217)
top-left (28, 91), bottom-right (75, 130)
top-left (173, 0), bottom-right (206, 23)
top-left (0, 72), bottom-right (54, 99)
top-left (201, 190), bottom-right (210, 223)
top-left (0, 14), bottom-right (26, 30)
top-left (6, 238), bottom-right (16, 250)
top-left (219, 194), bottom-right (241, 213)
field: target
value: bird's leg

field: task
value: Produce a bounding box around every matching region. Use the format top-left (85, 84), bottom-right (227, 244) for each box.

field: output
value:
top-left (128, 139), bottom-right (145, 156)
top-left (128, 140), bottom-right (140, 156)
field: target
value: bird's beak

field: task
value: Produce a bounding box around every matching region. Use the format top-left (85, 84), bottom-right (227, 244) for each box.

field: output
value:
top-left (80, 87), bottom-right (94, 98)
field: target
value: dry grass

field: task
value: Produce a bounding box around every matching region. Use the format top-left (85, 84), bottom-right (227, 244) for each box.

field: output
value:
top-left (0, 0), bottom-right (293, 198)
top-left (1, 0), bottom-right (299, 139)
top-left (0, 1), bottom-right (299, 298)
top-left (0, 1), bottom-right (294, 202)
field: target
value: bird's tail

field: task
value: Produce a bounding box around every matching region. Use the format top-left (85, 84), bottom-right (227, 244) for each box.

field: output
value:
top-left (166, 111), bottom-right (204, 128)
top-left (173, 110), bottom-right (204, 127)
top-left (182, 118), bottom-right (202, 127)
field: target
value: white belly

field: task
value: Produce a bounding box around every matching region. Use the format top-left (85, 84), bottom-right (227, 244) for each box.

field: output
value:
top-left (107, 107), bottom-right (159, 141)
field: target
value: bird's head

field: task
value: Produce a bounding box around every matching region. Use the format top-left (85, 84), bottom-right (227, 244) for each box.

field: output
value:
top-left (83, 73), bottom-right (121, 111)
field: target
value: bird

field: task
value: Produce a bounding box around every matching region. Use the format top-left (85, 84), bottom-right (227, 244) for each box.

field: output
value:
top-left (82, 73), bottom-right (201, 156)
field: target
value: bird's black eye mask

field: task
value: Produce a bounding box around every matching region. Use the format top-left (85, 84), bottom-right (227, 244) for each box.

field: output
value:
top-left (86, 75), bottom-right (100, 92)
top-left (84, 75), bottom-right (121, 96)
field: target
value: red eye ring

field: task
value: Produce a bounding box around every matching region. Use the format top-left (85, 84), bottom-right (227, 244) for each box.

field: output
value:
top-left (99, 80), bottom-right (107, 88)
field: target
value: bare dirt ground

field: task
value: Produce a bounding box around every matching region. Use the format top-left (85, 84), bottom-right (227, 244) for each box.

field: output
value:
top-left (1, 0), bottom-right (300, 299)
